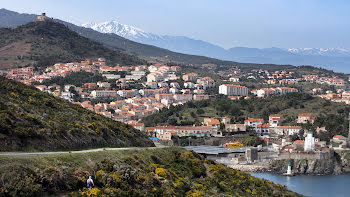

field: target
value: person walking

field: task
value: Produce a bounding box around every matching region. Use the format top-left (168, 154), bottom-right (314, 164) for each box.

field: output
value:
top-left (87, 176), bottom-right (94, 189)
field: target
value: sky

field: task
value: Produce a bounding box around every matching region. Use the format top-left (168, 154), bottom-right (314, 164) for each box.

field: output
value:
top-left (1, 0), bottom-right (350, 49)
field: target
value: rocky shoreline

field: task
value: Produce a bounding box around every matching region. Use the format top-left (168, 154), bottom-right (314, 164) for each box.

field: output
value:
top-left (229, 150), bottom-right (350, 175)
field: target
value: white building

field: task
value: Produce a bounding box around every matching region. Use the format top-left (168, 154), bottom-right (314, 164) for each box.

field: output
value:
top-left (275, 126), bottom-right (302, 136)
top-left (91, 90), bottom-right (118, 98)
top-left (219, 84), bottom-right (248, 96)
top-left (304, 130), bottom-right (315, 152)
top-left (102, 74), bottom-right (120, 80)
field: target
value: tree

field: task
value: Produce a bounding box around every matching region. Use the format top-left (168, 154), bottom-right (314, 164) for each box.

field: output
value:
top-left (290, 133), bottom-right (300, 142)
top-left (197, 108), bottom-right (205, 115)
top-left (107, 109), bottom-right (115, 114)
top-left (167, 118), bottom-right (177, 125)
top-left (244, 136), bottom-right (263, 147)
top-left (190, 112), bottom-right (196, 118)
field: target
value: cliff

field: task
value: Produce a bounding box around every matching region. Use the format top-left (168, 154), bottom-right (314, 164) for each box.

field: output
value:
top-left (269, 150), bottom-right (350, 174)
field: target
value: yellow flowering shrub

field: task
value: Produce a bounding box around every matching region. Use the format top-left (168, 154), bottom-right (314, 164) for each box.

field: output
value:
top-left (96, 170), bottom-right (104, 177)
top-left (155, 168), bottom-right (167, 178)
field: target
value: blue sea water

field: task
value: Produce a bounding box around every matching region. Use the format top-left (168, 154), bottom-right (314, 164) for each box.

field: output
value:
top-left (250, 173), bottom-right (350, 197)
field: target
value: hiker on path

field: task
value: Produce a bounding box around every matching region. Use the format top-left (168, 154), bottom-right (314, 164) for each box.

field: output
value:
top-left (87, 176), bottom-right (94, 189)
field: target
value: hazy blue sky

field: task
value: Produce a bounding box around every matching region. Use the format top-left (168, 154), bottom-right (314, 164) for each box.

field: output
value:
top-left (2, 0), bottom-right (350, 49)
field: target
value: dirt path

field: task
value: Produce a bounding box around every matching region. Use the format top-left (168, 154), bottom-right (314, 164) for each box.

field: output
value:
top-left (0, 143), bottom-right (166, 157)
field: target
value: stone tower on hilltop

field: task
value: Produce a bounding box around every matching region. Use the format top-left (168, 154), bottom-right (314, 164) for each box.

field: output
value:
top-left (34, 13), bottom-right (53, 22)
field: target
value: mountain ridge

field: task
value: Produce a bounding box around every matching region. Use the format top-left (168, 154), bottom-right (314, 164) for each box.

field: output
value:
top-left (84, 20), bottom-right (350, 57)
top-left (0, 19), bottom-right (145, 70)
top-left (83, 20), bottom-right (350, 73)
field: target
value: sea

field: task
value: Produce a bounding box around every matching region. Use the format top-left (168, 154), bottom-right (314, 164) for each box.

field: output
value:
top-left (250, 173), bottom-right (350, 197)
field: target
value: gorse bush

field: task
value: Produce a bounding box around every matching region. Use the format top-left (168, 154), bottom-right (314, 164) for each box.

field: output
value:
top-left (0, 148), bottom-right (302, 196)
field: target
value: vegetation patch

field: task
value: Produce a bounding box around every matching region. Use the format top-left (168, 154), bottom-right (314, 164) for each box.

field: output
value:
top-left (0, 147), bottom-right (302, 196)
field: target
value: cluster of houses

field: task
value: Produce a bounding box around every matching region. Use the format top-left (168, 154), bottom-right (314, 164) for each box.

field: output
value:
top-left (1, 58), bottom-right (219, 132)
top-left (251, 87), bottom-right (298, 97)
top-left (148, 113), bottom-right (318, 142)
top-left (147, 117), bottom-right (233, 140)
top-left (240, 69), bottom-right (348, 88)
top-left (244, 113), bottom-right (316, 137)
top-left (1, 58), bottom-right (106, 85)
top-left (218, 84), bottom-right (298, 98)
top-left (314, 89), bottom-right (350, 104)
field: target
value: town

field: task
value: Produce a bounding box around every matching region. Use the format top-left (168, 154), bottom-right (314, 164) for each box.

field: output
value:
top-left (1, 57), bottom-right (350, 170)
top-left (1, 4), bottom-right (350, 196)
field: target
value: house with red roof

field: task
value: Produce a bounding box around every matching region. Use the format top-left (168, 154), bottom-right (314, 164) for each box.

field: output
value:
top-left (269, 114), bottom-right (282, 127)
top-left (256, 124), bottom-right (270, 135)
top-left (244, 118), bottom-right (264, 129)
top-left (297, 114), bottom-right (315, 124)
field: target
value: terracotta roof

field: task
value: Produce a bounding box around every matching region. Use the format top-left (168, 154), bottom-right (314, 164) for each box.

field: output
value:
top-left (270, 114), bottom-right (281, 117)
top-left (257, 124), bottom-right (270, 128)
top-left (298, 113), bottom-right (312, 117)
top-left (293, 140), bottom-right (305, 144)
top-left (245, 118), bottom-right (264, 122)
top-left (333, 135), bottom-right (346, 139)
top-left (276, 126), bottom-right (302, 129)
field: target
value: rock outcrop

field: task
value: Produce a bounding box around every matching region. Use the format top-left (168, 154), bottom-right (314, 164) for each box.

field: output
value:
top-left (268, 150), bottom-right (350, 175)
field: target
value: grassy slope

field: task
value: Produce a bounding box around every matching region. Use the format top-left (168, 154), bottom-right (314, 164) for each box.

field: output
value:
top-left (0, 21), bottom-right (145, 70)
top-left (0, 77), bottom-right (154, 151)
top-left (0, 147), bottom-right (302, 196)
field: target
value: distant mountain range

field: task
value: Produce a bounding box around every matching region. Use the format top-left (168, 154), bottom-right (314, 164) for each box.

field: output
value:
top-left (82, 20), bottom-right (350, 73)
top-left (0, 9), bottom-right (295, 72)
top-left (1, 9), bottom-right (349, 74)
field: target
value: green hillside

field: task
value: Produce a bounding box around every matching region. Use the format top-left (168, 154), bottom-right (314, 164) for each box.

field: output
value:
top-left (0, 147), bottom-right (301, 196)
top-left (0, 20), bottom-right (145, 70)
top-left (0, 77), bottom-right (154, 151)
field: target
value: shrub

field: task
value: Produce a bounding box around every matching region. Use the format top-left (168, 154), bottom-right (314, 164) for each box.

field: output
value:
top-left (155, 168), bottom-right (167, 178)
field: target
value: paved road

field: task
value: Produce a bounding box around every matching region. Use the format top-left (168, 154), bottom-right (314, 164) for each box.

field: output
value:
top-left (0, 143), bottom-right (167, 157)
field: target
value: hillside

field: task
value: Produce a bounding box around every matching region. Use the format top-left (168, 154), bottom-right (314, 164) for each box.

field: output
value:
top-left (0, 147), bottom-right (301, 196)
top-left (0, 77), bottom-right (154, 151)
top-left (142, 93), bottom-right (350, 141)
top-left (0, 20), bottom-right (145, 70)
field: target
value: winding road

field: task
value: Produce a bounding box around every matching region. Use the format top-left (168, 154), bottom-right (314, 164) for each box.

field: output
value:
top-left (0, 143), bottom-right (167, 157)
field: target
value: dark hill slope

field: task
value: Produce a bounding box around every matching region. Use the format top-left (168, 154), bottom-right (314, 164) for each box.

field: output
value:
top-left (0, 77), bottom-right (154, 151)
top-left (0, 20), bottom-right (145, 70)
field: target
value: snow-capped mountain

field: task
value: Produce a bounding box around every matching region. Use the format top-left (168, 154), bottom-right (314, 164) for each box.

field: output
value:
top-left (82, 20), bottom-right (161, 40)
top-left (81, 20), bottom-right (350, 73)
top-left (287, 48), bottom-right (350, 57)
top-left (81, 20), bottom-right (226, 58)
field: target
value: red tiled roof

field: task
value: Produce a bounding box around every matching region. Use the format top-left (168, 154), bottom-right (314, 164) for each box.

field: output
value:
top-left (333, 135), bottom-right (345, 139)
top-left (299, 113), bottom-right (312, 117)
top-left (276, 126), bottom-right (302, 129)
top-left (294, 140), bottom-right (305, 144)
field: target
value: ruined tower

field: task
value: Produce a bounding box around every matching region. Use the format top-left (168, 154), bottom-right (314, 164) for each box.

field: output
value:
top-left (34, 13), bottom-right (53, 22)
